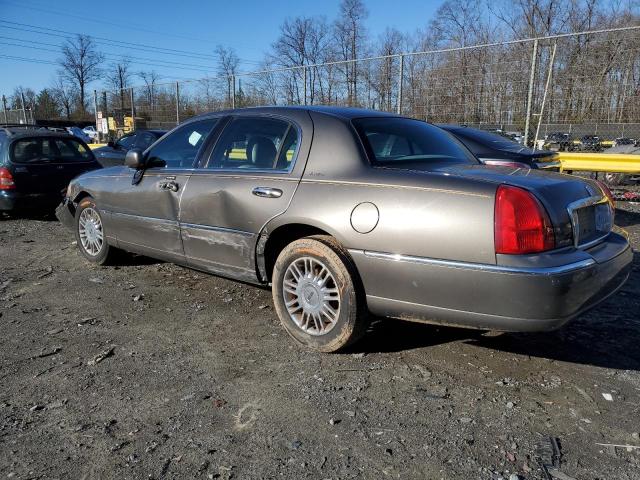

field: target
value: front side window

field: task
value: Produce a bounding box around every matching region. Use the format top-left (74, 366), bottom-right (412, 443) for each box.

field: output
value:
top-left (353, 118), bottom-right (478, 167)
top-left (208, 117), bottom-right (297, 171)
top-left (11, 138), bottom-right (94, 164)
top-left (146, 119), bottom-right (218, 168)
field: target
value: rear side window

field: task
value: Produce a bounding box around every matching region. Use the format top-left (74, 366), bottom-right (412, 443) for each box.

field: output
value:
top-left (207, 117), bottom-right (297, 171)
top-left (11, 137), bottom-right (94, 164)
top-left (146, 119), bottom-right (218, 168)
top-left (353, 118), bottom-right (477, 166)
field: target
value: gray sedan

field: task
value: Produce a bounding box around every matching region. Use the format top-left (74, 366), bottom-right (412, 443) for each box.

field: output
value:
top-left (56, 107), bottom-right (632, 352)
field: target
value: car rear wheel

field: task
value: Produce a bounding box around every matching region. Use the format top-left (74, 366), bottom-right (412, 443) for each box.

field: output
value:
top-left (272, 235), bottom-right (368, 352)
top-left (75, 197), bottom-right (115, 265)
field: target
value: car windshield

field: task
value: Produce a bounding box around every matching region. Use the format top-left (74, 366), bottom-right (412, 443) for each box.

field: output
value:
top-left (353, 118), bottom-right (477, 166)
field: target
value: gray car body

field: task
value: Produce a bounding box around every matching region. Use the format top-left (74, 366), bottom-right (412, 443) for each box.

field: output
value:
top-left (57, 106), bottom-right (633, 332)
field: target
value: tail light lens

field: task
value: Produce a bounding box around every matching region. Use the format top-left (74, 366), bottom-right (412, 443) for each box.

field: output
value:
top-left (0, 167), bottom-right (16, 190)
top-left (495, 185), bottom-right (555, 254)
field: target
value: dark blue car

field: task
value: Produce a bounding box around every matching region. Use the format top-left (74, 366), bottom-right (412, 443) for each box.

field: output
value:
top-left (0, 126), bottom-right (102, 213)
top-left (93, 129), bottom-right (166, 167)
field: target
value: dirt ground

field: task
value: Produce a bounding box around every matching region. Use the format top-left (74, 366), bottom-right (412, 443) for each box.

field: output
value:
top-left (1, 197), bottom-right (639, 480)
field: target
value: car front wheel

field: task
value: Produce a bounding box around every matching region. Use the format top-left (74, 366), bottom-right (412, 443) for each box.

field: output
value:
top-left (74, 197), bottom-right (115, 265)
top-left (272, 235), bottom-right (368, 352)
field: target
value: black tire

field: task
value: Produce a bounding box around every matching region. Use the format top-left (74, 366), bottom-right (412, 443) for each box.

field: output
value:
top-left (74, 197), bottom-right (116, 265)
top-left (272, 235), bottom-right (368, 352)
top-left (602, 172), bottom-right (627, 187)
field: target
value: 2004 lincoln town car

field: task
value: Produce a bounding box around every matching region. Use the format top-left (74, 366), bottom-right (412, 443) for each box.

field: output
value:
top-left (56, 107), bottom-right (632, 352)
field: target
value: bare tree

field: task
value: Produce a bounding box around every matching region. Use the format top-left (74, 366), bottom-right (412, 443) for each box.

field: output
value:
top-left (51, 78), bottom-right (77, 120)
top-left (334, 0), bottom-right (369, 105)
top-left (58, 34), bottom-right (104, 113)
top-left (107, 58), bottom-right (132, 109)
top-left (138, 70), bottom-right (161, 111)
top-left (214, 45), bottom-right (240, 106)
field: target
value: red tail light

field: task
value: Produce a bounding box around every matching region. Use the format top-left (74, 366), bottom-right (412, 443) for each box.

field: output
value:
top-left (495, 185), bottom-right (555, 254)
top-left (0, 167), bottom-right (16, 190)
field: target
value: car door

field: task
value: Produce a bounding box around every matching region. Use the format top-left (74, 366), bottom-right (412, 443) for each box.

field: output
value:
top-left (103, 119), bottom-right (219, 262)
top-left (49, 137), bottom-right (100, 190)
top-left (96, 133), bottom-right (136, 167)
top-left (178, 113), bottom-right (312, 282)
top-left (8, 137), bottom-right (70, 197)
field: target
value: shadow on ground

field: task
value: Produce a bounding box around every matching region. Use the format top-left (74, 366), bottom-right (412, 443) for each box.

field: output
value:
top-left (353, 251), bottom-right (640, 372)
top-left (615, 206), bottom-right (640, 228)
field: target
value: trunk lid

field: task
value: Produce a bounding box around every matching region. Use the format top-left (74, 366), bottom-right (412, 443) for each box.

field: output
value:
top-left (390, 162), bottom-right (610, 250)
top-left (438, 164), bottom-right (610, 249)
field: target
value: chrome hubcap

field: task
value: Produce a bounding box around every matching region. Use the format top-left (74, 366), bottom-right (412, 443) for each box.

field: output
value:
top-left (283, 257), bottom-right (341, 336)
top-left (78, 207), bottom-right (104, 256)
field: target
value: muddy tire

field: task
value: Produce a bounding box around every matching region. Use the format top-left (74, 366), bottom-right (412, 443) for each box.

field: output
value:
top-left (74, 197), bottom-right (116, 265)
top-left (272, 235), bottom-right (368, 352)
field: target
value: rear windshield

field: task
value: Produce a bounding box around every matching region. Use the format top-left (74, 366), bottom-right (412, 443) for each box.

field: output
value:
top-left (11, 137), bottom-right (94, 164)
top-left (451, 128), bottom-right (523, 149)
top-left (353, 117), bottom-right (477, 166)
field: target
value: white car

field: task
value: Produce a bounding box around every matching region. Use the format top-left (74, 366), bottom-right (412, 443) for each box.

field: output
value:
top-left (82, 125), bottom-right (99, 141)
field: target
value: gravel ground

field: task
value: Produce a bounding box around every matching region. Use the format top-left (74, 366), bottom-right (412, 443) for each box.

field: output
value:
top-left (1, 195), bottom-right (639, 480)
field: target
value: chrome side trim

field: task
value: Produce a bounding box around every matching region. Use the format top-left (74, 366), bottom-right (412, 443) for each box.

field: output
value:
top-left (356, 249), bottom-right (596, 275)
top-left (108, 210), bottom-right (176, 225)
top-left (180, 222), bottom-right (254, 237)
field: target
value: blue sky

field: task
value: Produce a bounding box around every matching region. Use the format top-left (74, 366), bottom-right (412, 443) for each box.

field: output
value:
top-left (0, 0), bottom-right (445, 96)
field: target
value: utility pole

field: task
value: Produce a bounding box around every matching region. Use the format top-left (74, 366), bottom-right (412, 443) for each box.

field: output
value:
top-left (93, 90), bottom-right (99, 142)
top-left (20, 91), bottom-right (28, 124)
top-left (397, 55), bottom-right (404, 115)
top-left (1, 95), bottom-right (7, 124)
top-left (523, 39), bottom-right (539, 147)
top-left (175, 82), bottom-right (180, 125)
top-left (130, 88), bottom-right (136, 130)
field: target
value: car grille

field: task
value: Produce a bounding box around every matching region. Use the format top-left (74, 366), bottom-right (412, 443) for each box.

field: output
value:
top-left (572, 201), bottom-right (613, 248)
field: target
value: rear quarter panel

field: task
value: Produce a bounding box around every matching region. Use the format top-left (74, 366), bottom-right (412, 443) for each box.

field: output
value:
top-left (268, 112), bottom-right (498, 265)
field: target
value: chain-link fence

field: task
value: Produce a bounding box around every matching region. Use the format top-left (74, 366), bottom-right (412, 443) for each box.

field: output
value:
top-left (5, 26), bottom-right (637, 144)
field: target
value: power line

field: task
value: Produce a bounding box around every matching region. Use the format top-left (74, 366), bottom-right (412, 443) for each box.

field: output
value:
top-left (1, 0), bottom-right (224, 45)
top-left (0, 36), bottom-right (218, 72)
top-left (0, 19), bottom-right (264, 66)
top-left (0, 53), bottom-right (56, 65)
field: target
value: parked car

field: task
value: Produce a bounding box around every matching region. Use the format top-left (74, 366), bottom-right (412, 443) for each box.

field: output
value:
top-left (56, 107), bottom-right (632, 352)
top-left (0, 126), bottom-right (101, 213)
top-left (82, 125), bottom-right (99, 142)
top-left (544, 132), bottom-right (575, 151)
top-left (438, 124), bottom-right (560, 170)
top-left (577, 135), bottom-right (602, 151)
top-left (92, 130), bottom-right (166, 167)
top-left (66, 126), bottom-right (92, 144)
top-left (613, 137), bottom-right (635, 147)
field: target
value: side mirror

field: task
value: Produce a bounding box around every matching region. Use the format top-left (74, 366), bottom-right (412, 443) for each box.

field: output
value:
top-left (125, 148), bottom-right (146, 169)
top-left (107, 140), bottom-right (115, 148)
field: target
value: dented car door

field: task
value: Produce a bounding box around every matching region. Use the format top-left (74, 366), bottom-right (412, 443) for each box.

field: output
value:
top-left (178, 113), bottom-right (312, 282)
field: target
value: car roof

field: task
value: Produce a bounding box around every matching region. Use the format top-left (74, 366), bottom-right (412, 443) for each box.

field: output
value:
top-left (187, 105), bottom-right (400, 122)
top-left (0, 126), bottom-right (90, 142)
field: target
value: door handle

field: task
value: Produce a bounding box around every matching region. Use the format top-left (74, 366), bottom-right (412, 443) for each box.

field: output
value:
top-left (159, 181), bottom-right (180, 192)
top-left (252, 187), bottom-right (283, 198)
